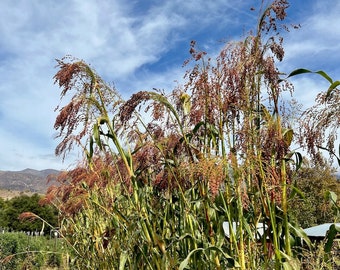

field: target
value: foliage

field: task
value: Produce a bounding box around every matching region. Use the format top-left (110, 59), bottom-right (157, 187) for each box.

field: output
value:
top-left (0, 194), bottom-right (58, 233)
top-left (42, 0), bottom-right (340, 269)
top-left (289, 161), bottom-right (340, 228)
top-left (299, 239), bottom-right (340, 270)
top-left (0, 232), bottom-right (66, 270)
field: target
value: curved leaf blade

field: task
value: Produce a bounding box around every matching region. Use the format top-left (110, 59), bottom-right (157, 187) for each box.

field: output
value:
top-left (325, 224), bottom-right (340, 252)
top-left (326, 81), bottom-right (340, 98)
top-left (287, 68), bottom-right (312, 78)
top-left (315, 70), bottom-right (333, 83)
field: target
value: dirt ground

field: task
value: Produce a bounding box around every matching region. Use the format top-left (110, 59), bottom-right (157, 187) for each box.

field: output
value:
top-left (0, 189), bottom-right (38, 200)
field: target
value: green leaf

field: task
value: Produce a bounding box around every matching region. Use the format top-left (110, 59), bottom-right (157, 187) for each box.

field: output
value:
top-left (179, 246), bottom-right (238, 270)
top-left (317, 145), bottom-right (340, 166)
top-left (93, 123), bottom-right (102, 149)
top-left (149, 92), bottom-right (181, 126)
top-left (326, 190), bottom-right (338, 204)
top-left (192, 121), bottom-right (205, 134)
top-left (288, 222), bottom-right (311, 248)
top-left (325, 224), bottom-right (340, 252)
top-left (318, 145), bottom-right (329, 152)
top-left (98, 116), bottom-right (108, 125)
top-left (90, 136), bottom-right (94, 155)
top-left (119, 251), bottom-right (128, 270)
top-left (178, 233), bottom-right (195, 241)
top-left (203, 246), bottom-right (239, 267)
top-left (84, 138), bottom-right (94, 165)
top-left (287, 69), bottom-right (333, 83)
top-left (282, 128), bottom-right (294, 147)
top-left (280, 252), bottom-right (301, 270)
top-left (179, 248), bottom-right (204, 270)
top-left (287, 68), bottom-right (312, 78)
top-left (315, 70), bottom-right (333, 83)
top-left (288, 185), bottom-right (305, 200)
top-left (180, 92), bottom-right (191, 115)
top-left (326, 81), bottom-right (340, 98)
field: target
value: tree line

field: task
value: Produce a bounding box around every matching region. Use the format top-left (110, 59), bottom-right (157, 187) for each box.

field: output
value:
top-left (0, 193), bottom-right (58, 233)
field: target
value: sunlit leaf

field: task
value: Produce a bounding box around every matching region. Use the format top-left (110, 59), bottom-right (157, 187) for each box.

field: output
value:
top-left (282, 128), bottom-right (294, 147)
top-left (93, 123), bottom-right (102, 149)
top-left (119, 251), bottom-right (128, 270)
top-left (288, 222), bottom-right (311, 248)
top-left (326, 190), bottom-right (338, 204)
top-left (180, 92), bottom-right (191, 115)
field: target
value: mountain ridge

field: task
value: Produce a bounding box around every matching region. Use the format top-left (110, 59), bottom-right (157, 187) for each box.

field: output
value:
top-left (0, 168), bottom-right (61, 194)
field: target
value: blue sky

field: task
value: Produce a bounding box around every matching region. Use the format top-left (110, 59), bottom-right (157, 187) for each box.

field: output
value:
top-left (0, 0), bottom-right (339, 171)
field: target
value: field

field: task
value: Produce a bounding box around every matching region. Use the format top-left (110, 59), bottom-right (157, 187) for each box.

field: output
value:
top-left (0, 232), bottom-right (69, 270)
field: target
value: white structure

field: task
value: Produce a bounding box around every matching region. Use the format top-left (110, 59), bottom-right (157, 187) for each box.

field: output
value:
top-left (303, 223), bottom-right (340, 238)
top-left (223, 222), bottom-right (267, 239)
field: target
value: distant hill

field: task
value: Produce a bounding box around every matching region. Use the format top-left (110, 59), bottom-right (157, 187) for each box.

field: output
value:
top-left (0, 168), bottom-right (61, 194)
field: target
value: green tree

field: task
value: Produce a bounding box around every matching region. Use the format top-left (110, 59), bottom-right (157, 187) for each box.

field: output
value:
top-left (2, 194), bottom-right (58, 232)
top-left (289, 161), bottom-right (340, 228)
top-left (0, 197), bottom-right (8, 228)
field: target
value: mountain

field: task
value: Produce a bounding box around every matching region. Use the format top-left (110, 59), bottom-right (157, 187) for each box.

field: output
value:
top-left (0, 168), bottom-right (61, 194)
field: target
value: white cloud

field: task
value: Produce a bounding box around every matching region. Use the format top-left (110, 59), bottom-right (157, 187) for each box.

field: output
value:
top-left (276, 0), bottom-right (340, 111)
top-left (0, 0), bottom-right (339, 170)
top-left (283, 1), bottom-right (340, 68)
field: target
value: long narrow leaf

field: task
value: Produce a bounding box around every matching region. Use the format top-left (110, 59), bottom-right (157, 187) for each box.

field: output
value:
top-left (288, 222), bottom-right (311, 248)
top-left (179, 248), bottom-right (204, 270)
top-left (315, 70), bottom-right (333, 83)
top-left (287, 68), bottom-right (312, 78)
top-left (287, 68), bottom-right (333, 84)
top-left (119, 251), bottom-right (128, 270)
top-left (93, 123), bottom-right (102, 149)
top-left (326, 81), bottom-right (340, 98)
top-left (179, 246), bottom-right (238, 270)
top-left (294, 152), bottom-right (303, 171)
top-left (325, 224), bottom-right (340, 252)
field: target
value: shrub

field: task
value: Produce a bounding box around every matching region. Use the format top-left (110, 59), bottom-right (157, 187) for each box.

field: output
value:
top-left (0, 232), bottom-right (65, 270)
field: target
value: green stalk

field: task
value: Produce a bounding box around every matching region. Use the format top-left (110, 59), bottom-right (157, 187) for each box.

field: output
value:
top-left (276, 115), bottom-right (291, 257)
top-left (236, 183), bottom-right (246, 270)
top-left (267, 187), bottom-right (283, 269)
top-left (281, 159), bottom-right (291, 256)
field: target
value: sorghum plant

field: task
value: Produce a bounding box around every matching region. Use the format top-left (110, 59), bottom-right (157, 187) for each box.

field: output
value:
top-left (45, 0), bottom-right (338, 269)
top-left (292, 69), bottom-right (340, 166)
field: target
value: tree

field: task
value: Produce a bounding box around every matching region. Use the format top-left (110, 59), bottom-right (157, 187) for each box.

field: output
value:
top-left (289, 160), bottom-right (340, 228)
top-left (0, 197), bottom-right (8, 228)
top-left (1, 194), bottom-right (58, 232)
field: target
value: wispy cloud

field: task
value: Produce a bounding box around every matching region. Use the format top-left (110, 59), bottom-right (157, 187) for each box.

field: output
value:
top-left (0, 0), bottom-right (339, 170)
top-left (279, 0), bottom-right (340, 109)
